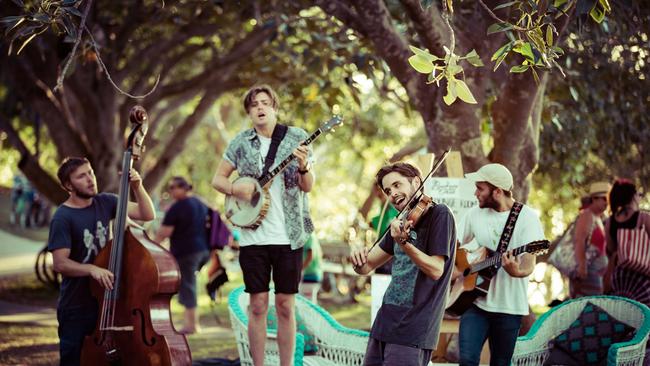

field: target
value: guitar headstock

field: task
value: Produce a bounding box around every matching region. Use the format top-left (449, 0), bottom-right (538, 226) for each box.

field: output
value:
top-left (524, 240), bottom-right (550, 255)
top-left (321, 115), bottom-right (343, 133)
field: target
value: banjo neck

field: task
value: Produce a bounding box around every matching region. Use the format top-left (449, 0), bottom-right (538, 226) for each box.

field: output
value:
top-left (257, 128), bottom-right (322, 188)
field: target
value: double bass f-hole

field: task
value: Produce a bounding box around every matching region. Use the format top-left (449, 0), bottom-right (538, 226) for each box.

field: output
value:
top-left (132, 308), bottom-right (156, 346)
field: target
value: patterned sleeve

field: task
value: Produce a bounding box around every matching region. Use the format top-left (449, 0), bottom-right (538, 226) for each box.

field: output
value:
top-left (223, 136), bottom-right (239, 169)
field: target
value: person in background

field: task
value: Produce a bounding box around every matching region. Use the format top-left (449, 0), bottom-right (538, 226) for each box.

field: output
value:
top-left (155, 176), bottom-right (211, 334)
top-left (300, 234), bottom-right (323, 303)
top-left (570, 181), bottom-right (610, 297)
top-left (605, 179), bottom-right (650, 305)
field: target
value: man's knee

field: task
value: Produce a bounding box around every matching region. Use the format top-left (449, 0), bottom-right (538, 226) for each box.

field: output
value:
top-left (275, 295), bottom-right (295, 320)
top-left (249, 293), bottom-right (269, 318)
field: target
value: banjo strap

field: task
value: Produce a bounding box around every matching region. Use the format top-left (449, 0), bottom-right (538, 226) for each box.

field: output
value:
top-left (260, 124), bottom-right (288, 179)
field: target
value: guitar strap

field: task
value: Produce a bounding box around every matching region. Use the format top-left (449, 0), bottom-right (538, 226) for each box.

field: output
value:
top-left (483, 201), bottom-right (524, 278)
top-left (260, 124), bottom-right (288, 178)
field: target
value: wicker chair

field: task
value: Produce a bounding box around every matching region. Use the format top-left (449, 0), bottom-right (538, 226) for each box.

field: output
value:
top-left (228, 286), bottom-right (369, 366)
top-left (512, 296), bottom-right (650, 366)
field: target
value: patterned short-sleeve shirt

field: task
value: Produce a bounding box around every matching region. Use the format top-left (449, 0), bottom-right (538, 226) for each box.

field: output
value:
top-left (223, 125), bottom-right (314, 249)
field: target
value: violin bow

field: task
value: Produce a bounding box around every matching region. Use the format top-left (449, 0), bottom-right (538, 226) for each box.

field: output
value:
top-left (368, 148), bottom-right (452, 250)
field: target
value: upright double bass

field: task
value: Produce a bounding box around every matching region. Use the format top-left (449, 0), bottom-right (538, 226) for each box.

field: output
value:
top-left (81, 106), bottom-right (191, 365)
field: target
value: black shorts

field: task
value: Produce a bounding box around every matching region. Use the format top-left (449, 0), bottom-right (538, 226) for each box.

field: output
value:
top-left (239, 245), bottom-right (303, 294)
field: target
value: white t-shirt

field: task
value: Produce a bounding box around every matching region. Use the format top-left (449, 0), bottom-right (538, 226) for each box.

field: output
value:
top-left (457, 204), bottom-right (545, 315)
top-left (238, 135), bottom-right (290, 246)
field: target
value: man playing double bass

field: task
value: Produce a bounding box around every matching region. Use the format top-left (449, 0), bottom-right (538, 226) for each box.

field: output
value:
top-left (350, 162), bottom-right (457, 366)
top-left (48, 157), bottom-right (155, 366)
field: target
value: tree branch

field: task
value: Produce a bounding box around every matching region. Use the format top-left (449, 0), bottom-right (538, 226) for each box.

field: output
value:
top-left (0, 114), bottom-right (68, 204)
top-left (399, 0), bottom-right (446, 56)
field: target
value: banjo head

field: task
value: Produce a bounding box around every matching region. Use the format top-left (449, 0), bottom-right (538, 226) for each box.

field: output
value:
top-left (225, 177), bottom-right (266, 228)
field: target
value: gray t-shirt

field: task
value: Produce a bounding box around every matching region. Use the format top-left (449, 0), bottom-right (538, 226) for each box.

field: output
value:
top-left (372, 203), bottom-right (457, 350)
top-left (48, 193), bottom-right (118, 309)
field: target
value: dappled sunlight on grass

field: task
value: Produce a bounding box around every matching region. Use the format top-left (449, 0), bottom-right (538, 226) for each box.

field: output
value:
top-left (0, 322), bottom-right (58, 366)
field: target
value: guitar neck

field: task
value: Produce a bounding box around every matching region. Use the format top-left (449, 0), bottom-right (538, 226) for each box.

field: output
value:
top-left (470, 245), bottom-right (529, 274)
top-left (258, 128), bottom-right (322, 187)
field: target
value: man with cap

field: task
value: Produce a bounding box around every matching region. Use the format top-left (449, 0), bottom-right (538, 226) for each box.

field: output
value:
top-left (155, 176), bottom-right (211, 334)
top-left (456, 163), bottom-right (545, 366)
top-left (570, 181), bottom-right (611, 297)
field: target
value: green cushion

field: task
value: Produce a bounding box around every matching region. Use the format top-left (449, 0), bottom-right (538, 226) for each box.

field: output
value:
top-left (546, 302), bottom-right (635, 366)
top-left (267, 305), bottom-right (318, 353)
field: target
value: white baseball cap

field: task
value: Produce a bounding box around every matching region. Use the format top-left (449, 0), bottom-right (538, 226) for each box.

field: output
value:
top-left (465, 163), bottom-right (514, 191)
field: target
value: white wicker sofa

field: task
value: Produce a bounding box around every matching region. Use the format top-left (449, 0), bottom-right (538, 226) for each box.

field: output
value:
top-left (512, 295), bottom-right (650, 366)
top-left (228, 286), bottom-right (369, 366)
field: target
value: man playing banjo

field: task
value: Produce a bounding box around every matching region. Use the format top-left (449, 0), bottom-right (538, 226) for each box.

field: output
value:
top-left (211, 84), bottom-right (314, 366)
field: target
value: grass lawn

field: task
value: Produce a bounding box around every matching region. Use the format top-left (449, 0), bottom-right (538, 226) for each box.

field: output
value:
top-left (0, 268), bottom-right (371, 365)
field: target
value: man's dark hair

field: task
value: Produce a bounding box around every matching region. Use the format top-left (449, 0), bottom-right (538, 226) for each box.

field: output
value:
top-left (57, 157), bottom-right (90, 188)
top-left (485, 182), bottom-right (513, 198)
top-left (609, 178), bottom-right (636, 214)
top-left (169, 176), bottom-right (192, 191)
top-left (375, 162), bottom-right (422, 190)
top-left (243, 84), bottom-right (279, 113)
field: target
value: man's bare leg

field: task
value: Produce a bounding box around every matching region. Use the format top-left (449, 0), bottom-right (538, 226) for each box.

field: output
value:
top-left (276, 293), bottom-right (296, 366)
top-left (248, 292), bottom-right (270, 366)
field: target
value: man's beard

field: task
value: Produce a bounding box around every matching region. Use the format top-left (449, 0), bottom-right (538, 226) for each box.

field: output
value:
top-left (480, 192), bottom-right (499, 210)
top-left (74, 187), bottom-right (96, 199)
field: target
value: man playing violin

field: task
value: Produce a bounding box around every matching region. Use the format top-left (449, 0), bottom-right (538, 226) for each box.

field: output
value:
top-left (350, 162), bottom-right (457, 366)
top-left (211, 84), bottom-right (314, 366)
top-left (48, 157), bottom-right (155, 366)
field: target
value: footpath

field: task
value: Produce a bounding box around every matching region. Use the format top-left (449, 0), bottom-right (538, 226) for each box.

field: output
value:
top-left (0, 229), bottom-right (56, 326)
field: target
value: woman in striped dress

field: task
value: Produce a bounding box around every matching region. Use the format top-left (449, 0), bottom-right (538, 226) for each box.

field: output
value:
top-left (604, 179), bottom-right (650, 306)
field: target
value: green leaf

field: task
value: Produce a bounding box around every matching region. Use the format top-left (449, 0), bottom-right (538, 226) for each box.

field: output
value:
top-left (510, 64), bottom-right (530, 73)
top-left (494, 1), bottom-right (518, 10)
top-left (16, 32), bottom-right (37, 55)
top-left (0, 16), bottom-right (23, 24)
top-left (447, 64), bottom-right (463, 75)
top-left (464, 49), bottom-right (484, 67)
top-left (487, 22), bottom-right (513, 35)
top-left (569, 86), bottom-right (579, 101)
top-left (455, 79), bottom-right (478, 104)
top-left (590, 6), bottom-right (606, 23)
top-left (491, 41), bottom-right (513, 61)
top-left (513, 42), bottom-right (535, 61)
top-left (409, 45), bottom-right (439, 62)
top-left (443, 77), bottom-right (458, 105)
top-left (408, 54), bottom-right (434, 74)
top-left (546, 25), bottom-right (554, 46)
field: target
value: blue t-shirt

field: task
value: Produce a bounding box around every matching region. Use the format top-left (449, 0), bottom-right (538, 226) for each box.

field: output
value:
top-left (372, 204), bottom-right (457, 350)
top-left (162, 196), bottom-right (210, 258)
top-left (48, 193), bottom-right (118, 310)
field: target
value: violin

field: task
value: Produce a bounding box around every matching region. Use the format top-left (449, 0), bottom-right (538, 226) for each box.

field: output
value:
top-left (375, 149), bottom-right (451, 246)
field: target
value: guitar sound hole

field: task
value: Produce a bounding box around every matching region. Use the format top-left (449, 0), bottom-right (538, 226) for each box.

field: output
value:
top-left (251, 191), bottom-right (260, 206)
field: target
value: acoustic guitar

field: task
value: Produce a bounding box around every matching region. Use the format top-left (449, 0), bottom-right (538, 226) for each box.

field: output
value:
top-left (445, 240), bottom-right (549, 317)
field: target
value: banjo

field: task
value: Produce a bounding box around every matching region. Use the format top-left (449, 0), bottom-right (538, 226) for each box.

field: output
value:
top-left (224, 115), bottom-right (343, 229)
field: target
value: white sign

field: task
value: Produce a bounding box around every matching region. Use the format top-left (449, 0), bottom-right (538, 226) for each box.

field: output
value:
top-left (423, 178), bottom-right (478, 220)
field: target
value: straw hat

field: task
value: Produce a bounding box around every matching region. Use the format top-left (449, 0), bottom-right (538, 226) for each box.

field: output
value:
top-left (588, 181), bottom-right (611, 198)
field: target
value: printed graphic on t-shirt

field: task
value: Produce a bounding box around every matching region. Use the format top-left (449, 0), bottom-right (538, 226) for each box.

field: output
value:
top-left (384, 242), bottom-right (418, 306)
top-left (81, 221), bottom-right (108, 263)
